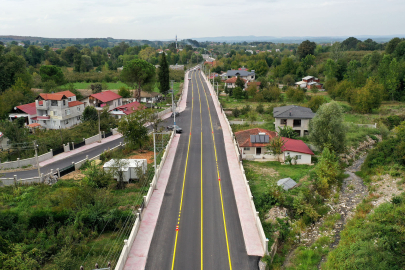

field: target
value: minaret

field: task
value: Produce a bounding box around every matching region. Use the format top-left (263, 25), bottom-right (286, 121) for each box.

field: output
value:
top-left (176, 35), bottom-right (178, 49)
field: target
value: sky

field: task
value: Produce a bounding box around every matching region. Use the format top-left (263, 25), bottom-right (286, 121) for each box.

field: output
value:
top-left (0, 0), bottom-right (404, 40)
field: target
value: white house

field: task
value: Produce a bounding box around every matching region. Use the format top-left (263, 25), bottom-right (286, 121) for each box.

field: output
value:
top-left (34, 91), bottom-right (85, 129)
top-left (235, 128), bottom-right (314, 164)
top-left (137, 91), bottom-right (162, 104)
top-left (82, 90), bottom-right (123, 110)
top-left (226, 70), bottom-right (255, 81)
top-left (224, 77), bottom-right (247, 89)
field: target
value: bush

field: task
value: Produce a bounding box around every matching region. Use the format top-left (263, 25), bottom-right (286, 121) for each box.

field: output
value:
top-left (240, 105), bottom-right (252, 115)
top-left (286, 87), bottom-right (305, 102)
top-left (118, 86), bottom-right (132, 98)
top-left (232, 108), bottom-right (241, 118)
top-left (90, 83), bottom-right (102, 94)
top-left (256, 104), bottom-right (264, 114)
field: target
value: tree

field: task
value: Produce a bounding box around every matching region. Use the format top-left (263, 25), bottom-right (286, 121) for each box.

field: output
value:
top-left (0, 46), bottom-right (27, 92)
top-left (82, 106), bottom-right (98, 122)
top-left (254, 59), bottom-right (269, 77)
top-left (342, 37), bottom-right (361, 50)
top-left (80, 55), bottom-right (93, 72)
top-left (324, 59), bottom-right (338, 81)
top-left (351, 77), bottom-right (384, 113)
top-left (232, 87), bottom-right (246, 99)
top-left (297, 40), bottom-right (316, 59)
top-left (282, 74), bottom-right (295, 86)
top-left (313, 147), bottom-right (340, 197)
top-left (286, 88), bottom-right (305, 102)
top-left (307, 95), bottom-right (326, 112)
top-left (309, 101), bottom-right (346, 153)
top-left (73, 53), bottom-right (81, 72)
top-left (235, 76), bottom-right (245, 89)
top-left (344, 60), bottom-right (366, 87)
top-left (39, 65), bottom-right (65, 85)
top-left (121, 59), bottom-right (156, 102)
top-left (385, 37), bottom-right (402, 54)
top-left (90, 83), bottom-right (102, 94)
top-left (118, 86), bottom-right (131, 98)
top-left (393, 41), bottom-right (405, 60)
top-left (262, 87), bottom-right (281, 102)
top-left (387, 58), bottom-right (400, 100)
top-left (329, 42), bottom-right (345, 62)
top-left (266, 136), bottom-right (285, 162)
top-left (117, 108), bottom-right (151, 149)
top-left (158, 52), bottom-right (170, 95)
top-left (277, 126), bottom-right (298, 139)
top-left (139, 47), bottom-right (156, 62)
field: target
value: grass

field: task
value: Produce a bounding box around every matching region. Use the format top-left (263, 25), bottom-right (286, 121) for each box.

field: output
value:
top-left (61, 81), bottom-right (130, 90)
top-left (345, 123), bottom-right (381, 148)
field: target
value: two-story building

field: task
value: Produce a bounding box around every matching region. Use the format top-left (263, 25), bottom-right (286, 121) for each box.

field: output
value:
top-left (82, 90), bottom-right (123, 110)
top-left (226, 70), bottom-right (255, 81)
top-left (273, 105), bottom-right (315, 137)
top-left (109, 101), bottom-right (144, 119)
top-left (35, 90), bottom-right (85, 129)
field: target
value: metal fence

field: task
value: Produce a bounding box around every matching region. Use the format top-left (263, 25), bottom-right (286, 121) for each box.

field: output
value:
top-left (59, 164), bottom-right (75, 177)
top-left (75, 141), bottom-right (86, 149)
top-left (53, 147), bottom-right (64, 156)
top-left (104, 131), bottom-right (113, 138)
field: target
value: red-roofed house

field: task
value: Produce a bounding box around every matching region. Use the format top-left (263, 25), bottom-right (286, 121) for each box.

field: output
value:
top-left (34, 90), bottom-right (84, 129)
top-left (235, 128), bottom-right (314, 164)
top-left (83, 90), bottom-right (123, 110)
top-left (9, 102), bottom-right (37, 125)
top-left (109, 101), bottom-right (145, 119)
top-left (225, 77), bottom-right (247, 89)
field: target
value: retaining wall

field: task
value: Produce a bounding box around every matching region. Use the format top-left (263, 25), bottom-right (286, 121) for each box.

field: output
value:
top-left (0, 150), bottom-right (53, 170)
top-left (85, 133), bottom-right (102, 145)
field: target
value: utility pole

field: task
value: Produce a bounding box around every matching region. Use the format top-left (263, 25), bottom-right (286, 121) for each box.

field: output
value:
top-left (34, 141), bottom-right (40, 179)
top-left (171, 80), bottom-right (176, 126)
top-left (94, 101), bottom-right (101, 143)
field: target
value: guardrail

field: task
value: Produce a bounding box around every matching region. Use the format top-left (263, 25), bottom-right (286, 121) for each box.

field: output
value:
top-left (201, 71), bottom-right (269, 255)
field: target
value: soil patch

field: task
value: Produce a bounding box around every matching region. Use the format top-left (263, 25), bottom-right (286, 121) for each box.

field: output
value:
top-left (127, 150), bottom-right (154, 164)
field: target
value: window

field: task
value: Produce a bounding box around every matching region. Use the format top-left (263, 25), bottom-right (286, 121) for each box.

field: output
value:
top-left (243, 147), bottom-right (250, 151)
top-left (68, 98), bottom-right (71, 101)
top-left (53, 121), bottom-right (56, 126)
top-left (77, 107), bottom-right (81, 111)
top-left (63, 100), bottom-right (66, 106)
top-left (66, 109), bottom-right (71, 115)
top-left (293, 119), bottom-right (301, 127)
top-left (65, 120), bottom-right (69, 124)
top-left (296, 155), bottom-right (302, 159)
top-left (53, 111), bottom-right (57, 116)
top-left (77, 116), bottom-right (81, 121)
top-left (51, 100), bottom-right (58, 106)
top-left (280, 119), bottom-right (287, 125)
top-left (118, 99), bottom-right (121, 106)
top-left (304, 130), bottom-right (309, 136)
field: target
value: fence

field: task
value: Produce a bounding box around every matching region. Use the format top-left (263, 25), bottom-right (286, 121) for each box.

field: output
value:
top-left (0, 150), bottom-right (53, 170)
top-left (104, 131), bottom-right (113, 138)
top-left (201, 71), bottom-right (270, 256)
top-left (85, 133), bottom-right (102, 145)
top-left (53, 147), bottom-right (64, 156)
top-left (59, 164), bottom-right (75, 177)
top-left (74, 140), bottom-right (86, 149)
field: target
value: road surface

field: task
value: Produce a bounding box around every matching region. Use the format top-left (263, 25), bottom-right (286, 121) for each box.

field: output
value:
top-left (145, 70), bottom-right (259, 269)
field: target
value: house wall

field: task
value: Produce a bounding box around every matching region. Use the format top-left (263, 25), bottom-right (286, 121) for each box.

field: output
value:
top-left (283, 151), bottom-right (312, 165)
top-left (241, 146), bottom-right (278, 161)
top-left (38, 104), bottom-right (84, 130)
top-left (274, 118), bottom-right (310, 137)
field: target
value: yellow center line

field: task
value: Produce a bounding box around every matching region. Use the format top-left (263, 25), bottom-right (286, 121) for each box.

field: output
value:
top-left (199, 72), bottom-right (204, 270)
top-left (196, 71), bottom-right (233, 270)
top-left (171, 71), bottom-right (195, 270)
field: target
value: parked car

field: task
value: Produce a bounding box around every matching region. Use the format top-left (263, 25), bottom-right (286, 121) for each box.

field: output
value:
top-left (171, 112), bottom-right (180, 118)
top-left (167, 125), bottom-right (183, 133)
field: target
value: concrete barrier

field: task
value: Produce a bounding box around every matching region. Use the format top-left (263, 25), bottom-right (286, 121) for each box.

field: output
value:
top-left (85, 133), bottom-right (102, 145)
top-left (0, 150), bottom-right (53, 170)
top-left (63, 143), bottom-right (70, 152)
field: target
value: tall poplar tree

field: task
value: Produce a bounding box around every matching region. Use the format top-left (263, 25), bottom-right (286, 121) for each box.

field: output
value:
top-left (158, 52), bottom-right (170, 96)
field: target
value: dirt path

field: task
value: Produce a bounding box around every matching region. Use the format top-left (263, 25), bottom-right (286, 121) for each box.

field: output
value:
top-left (283, 156), bottom-right (368, 269)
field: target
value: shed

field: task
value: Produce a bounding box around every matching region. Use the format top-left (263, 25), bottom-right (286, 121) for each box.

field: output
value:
top-left (277, 178), bottom-right (297, 191)
top-left (103, 159), bottom-right (147, 182)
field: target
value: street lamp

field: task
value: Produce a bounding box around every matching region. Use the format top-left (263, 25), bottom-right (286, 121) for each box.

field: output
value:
top-left (93, 101), bottom-right (101, 143)
top-left (171, 80), bottom-right (176, 126)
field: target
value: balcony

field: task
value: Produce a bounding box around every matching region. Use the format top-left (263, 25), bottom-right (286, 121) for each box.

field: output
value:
top-left (37, 115), bottom-right (50, 120)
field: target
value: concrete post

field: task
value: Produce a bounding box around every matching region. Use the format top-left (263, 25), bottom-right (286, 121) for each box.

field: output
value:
top-left (17, 158), bottom-right (20, 168)
top-left (71, 142), bottom-right (74, 150)
top-left (50, 149), bottom-right (53, 157)
top-left (13, 175), bottom-right (17, 186)
top-left (265, 238), bottom-right (269, 255)
top-left (41, 173), bottom-right (44, 183)
top-left (138, 208), bottom-right (142, 221)
top-left (57, 168), bottom-right (60, 178)
top-left (86, 155), bottom-right (89, 160)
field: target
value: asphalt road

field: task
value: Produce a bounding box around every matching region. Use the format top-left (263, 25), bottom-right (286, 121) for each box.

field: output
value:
top-left (146, 70), bottom-right (259, 270)
top-left (2, 116), bottom-right (174, 179)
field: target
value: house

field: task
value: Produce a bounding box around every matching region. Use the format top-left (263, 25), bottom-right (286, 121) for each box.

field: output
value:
top-left (9, 102), bottom-right (38, 125)
top-left (34, 90), bottom-right (85, 129)
top-left (0, 132), bottom-right (10, 150)
top-left (26, 123), bottom-right (43, 133)
top-left (246, 50), bottom-right (254, 54)
top-left (226, 70), bottom-right (255, 81)
top-left (169, 64), bottom-right (184, 70)
top-left (273, 105), bottom-right (316, 137)
top-left (296, 76), bottom-right (323, 90)
top-left (224, 77), bottom-right (247, 89)
top-left (109, 101), bottom-right (144, 119)
top-left (247, 81), bottom-right (261, 89)
top-left (235, 128), bottom-right (314, 164)
top-left (136, 91), bottom-right (162, 104)
top-left (219, 72), bottom-right (228, 80)
top-left (82, 90), bottom-right (122, 110)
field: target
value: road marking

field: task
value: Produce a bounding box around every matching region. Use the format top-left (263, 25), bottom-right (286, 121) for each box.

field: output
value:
top-left (198, 72), bottom-right (204, 270)
top-left (171, 72), bottom-right (195, 270)
top-left (197, 72), bottom-right (233, 270)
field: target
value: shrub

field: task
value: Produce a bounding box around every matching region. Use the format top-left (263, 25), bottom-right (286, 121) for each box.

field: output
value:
top-left (286, 87), bottom-right (305, 102)
top-left (256, 104), bottom-right (264, 114)
top-left (232, 108), bottom-right (240, 118)
top-left (118, 86), bottom-right (132, 98)
top-left (240, 105), bottom-right (252, 115)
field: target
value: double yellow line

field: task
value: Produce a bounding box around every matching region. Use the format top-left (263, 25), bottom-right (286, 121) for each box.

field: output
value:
top-left (171, 70), bottom-right (232, 270)
top-left (197, 72), bottom-right (233, 270)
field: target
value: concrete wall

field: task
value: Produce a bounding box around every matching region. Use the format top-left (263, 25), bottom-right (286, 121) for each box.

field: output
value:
top-left (0, 150), bottom-right (53, 170)
top-left (85, 133), bottom-right (101, 145)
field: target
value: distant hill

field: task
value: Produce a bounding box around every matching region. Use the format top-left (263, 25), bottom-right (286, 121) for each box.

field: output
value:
top-left (190, 35), bottom-right (405, 43)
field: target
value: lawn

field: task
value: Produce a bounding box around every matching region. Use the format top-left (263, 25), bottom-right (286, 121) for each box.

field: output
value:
top-left (61, 81), bottom-right (130, 90)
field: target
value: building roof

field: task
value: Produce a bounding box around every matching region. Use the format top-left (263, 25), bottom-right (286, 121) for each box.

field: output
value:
top-left (91, 90), bottom-right (122, 103)
top-left (68, 101), bottom-right (84, 107)
top-left (16, 102), bottom-right (37, 115)
top-left (27, 123), bottom-right (41, 128)
top-left (247, 81), bottom-right (261, 86)
top-left (112, 101), bottom-right (144, 115)
top-left (225, 77), bottom-right (247, 84)
top-left (226, 70), bottom-right (255, 77)
top-left (277, 178), bottom-right (297, 191)
top-left (273, 105), bottom-right (315, 119)
top-left (38, 93), bottom-right (68, 101)
top-left (56, 90), bottom-right (75, 98)
top-left (235, 128), bottom-right (277, 147)
top-left (282, 137), bottom-right (314, 155)
top-left (302, 76), bottom-right (314, 80)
